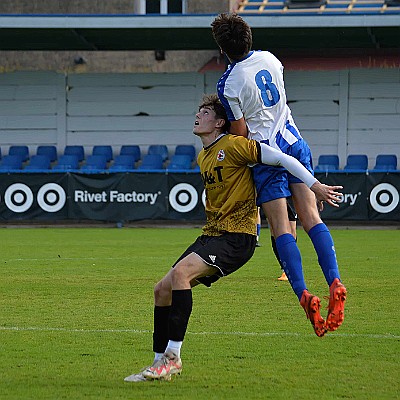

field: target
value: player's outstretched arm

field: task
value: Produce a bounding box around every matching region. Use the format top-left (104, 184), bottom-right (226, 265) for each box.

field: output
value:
top-left (259, 143), bottom-right (343, 207)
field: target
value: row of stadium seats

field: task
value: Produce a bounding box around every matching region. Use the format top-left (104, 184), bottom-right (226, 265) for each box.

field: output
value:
top-left (315, 154), bottom-right (399, 172)
top-left (0, 146), bottom-right (397, 173)
top-left (236, 0), bottom-right (400, 14)
top-left (0, 145), bottom-right (199, 173)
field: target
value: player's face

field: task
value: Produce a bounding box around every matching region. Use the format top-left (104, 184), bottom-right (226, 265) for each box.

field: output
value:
top-left (193, 106), bottom-right (222, 136)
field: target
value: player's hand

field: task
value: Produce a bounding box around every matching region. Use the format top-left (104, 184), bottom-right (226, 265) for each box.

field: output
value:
top-left (310, 182), bottom-right (343, 208)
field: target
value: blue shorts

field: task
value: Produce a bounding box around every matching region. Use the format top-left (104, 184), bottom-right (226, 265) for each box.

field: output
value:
top-left (252, 139), bottom-right (314, 205)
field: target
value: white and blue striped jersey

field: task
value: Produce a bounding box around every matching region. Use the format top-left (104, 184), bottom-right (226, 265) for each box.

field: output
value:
top-left (217, 50), bottom-right (303, 152)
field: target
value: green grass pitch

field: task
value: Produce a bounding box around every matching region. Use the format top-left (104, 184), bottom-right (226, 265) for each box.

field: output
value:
top-left (0, 226), bottom-right (399, 399)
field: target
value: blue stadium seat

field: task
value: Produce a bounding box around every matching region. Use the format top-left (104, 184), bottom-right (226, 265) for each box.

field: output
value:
top-left (92, 145), bottom-right (113, 162)
top-left (64, 145), bottom-right (85, 162)
top-left (285, 0), bottom-right (326, 9)
top-left (237, 0), bottom-right (392, 13)
top-left (0, 155), bottom-right (23, 171)
top-left (351, 1), bottom-right (385, 13)
top-left (324, 1), bottom-right (349, 10)
top-left (80, 155), bottom-right (108, 172)
top-left (260, 0), bottom-right (285, 10)
top-left (120, 145), bottom-right (141, 162)
top-left (314, 155), bottom-right (340, 172)
top-left (148, 145), bottom-right (169, 162)
top-left (109, 155), bottom-right (136, 172)
top-left (167, 155), bottom-right (193, 171)
top-left (137, 154), bottom-right (164, 171)
top-left (52, 155), bottom-right (80, 172)
top-left (344, 154), bottom-right (368, 171)
top-left (24, 155), bottom-right (51, 172)
top-left (372, 154), bottom-right (397, 171)
top-left (9, 145), bottom-right (30, 162)
top-left (37, 145), bottom-right (58, 162)
top-left (174, 145), bottom-right (196, 161)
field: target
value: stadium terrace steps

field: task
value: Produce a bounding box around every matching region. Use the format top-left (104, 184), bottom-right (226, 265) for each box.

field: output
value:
top-left (236, 0), bottom-right (400, 13)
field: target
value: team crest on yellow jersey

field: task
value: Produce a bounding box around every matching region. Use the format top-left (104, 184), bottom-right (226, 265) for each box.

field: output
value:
top-left (217, 150), bottom-right (225, 161)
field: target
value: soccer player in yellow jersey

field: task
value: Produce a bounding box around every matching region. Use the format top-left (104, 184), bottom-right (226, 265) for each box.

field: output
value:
top-left (124, 95), bottom-right (342, 382)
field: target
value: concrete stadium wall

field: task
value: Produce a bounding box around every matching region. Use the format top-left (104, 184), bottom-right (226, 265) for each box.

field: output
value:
top-left (0, 0), bottom-right (229, 14)
top-left (0, 69), bottom-right (399, 168)
top-left (0, 49), bottom-right (220, 74)
top-left (0, 1), bottom-right (225, 74)
top-left (0, 0), bottom-right (136, 14)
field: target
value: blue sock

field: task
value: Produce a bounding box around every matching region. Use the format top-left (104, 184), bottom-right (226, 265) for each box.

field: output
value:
top-left (275, 233), bottom-right (306, 300)
top-left (308, 223), bottom-right (340, 286)
top-left (256, 224), bottom-right (261, 238)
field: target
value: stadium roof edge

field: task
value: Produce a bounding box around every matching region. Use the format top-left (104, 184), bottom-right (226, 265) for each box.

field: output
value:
top-left (0, 14), bottom-right (399, 51)
top-left (0, 14), bottom-right (399, 28)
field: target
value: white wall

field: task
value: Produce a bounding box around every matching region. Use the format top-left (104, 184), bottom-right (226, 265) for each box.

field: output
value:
top-left (66, 72), bottom-right (204, 158)
top-left (0, 69), bottom-right (399, 168)
top-left (284, 68), bottom-right (400, 168)
top-left (0, 72), bottom-right (65, 154)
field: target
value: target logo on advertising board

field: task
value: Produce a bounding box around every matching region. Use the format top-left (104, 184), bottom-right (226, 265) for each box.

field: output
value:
top-left (1, 183), bottom-right (66, 213)
top-left (37, 183), bottom-right (66, 213)
top-left (369, 183), bottom-right (399, 214)
top-left (168, 183), bottom-right (205, 213)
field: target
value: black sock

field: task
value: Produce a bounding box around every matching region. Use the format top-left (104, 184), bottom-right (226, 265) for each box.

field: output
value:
top-left (271, 236), bottom-right (284, 269)
top-left (152, 305), bottom-right (171, 353)
top-left (168, 289), bottom-right (193, 342)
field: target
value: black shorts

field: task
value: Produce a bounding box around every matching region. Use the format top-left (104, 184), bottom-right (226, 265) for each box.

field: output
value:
top-left (172, 233), bottom-right (257, 287)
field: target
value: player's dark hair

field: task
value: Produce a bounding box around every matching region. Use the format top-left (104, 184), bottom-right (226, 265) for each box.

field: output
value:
top-left (211, 13), bottom-right (252, 61)
top-left (199, 94), bottom-right (231, 132)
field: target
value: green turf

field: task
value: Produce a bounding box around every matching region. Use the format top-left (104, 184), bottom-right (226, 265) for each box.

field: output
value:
top-left (0, 227), bottom-right (399, 399)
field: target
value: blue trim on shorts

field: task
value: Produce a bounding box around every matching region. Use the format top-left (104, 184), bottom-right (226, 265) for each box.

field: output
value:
top-left (276, 121), bottom-right (303, 153)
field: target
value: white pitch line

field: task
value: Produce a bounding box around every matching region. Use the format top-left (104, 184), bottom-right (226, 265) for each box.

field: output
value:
top-left (6, 257), bottom-right (133, 262)
top-left (0, 326), bottom-right (398, 340)
top-left (0, 326), bottom-right (150, 333)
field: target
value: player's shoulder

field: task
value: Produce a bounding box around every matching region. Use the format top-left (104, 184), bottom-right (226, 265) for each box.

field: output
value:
top-left (250, 50), bottom-right (280, 65)
top-left (223, 134), bottom-right (253, 149)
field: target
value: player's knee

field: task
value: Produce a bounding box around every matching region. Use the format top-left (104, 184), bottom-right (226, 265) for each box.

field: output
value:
top-left (153, 281), bottom-right (163, 301)
top-left (269, 217), bottom-right (292, 237)
top-left (154, 280), bottom-right (170, 304)
top-left (299, 214), bottom-right (322, 232)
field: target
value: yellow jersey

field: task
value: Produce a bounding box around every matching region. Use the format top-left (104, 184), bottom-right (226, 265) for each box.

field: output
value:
top-left (197, 134), bottom-right (261, 236)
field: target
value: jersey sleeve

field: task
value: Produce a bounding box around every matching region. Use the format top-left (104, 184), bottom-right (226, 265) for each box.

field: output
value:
top-left (217, 76), bottom-right (243, 122)
top-left (229, 136), bottom-right (261, 165)
top-left (259, 142), bottom-right (317, 187)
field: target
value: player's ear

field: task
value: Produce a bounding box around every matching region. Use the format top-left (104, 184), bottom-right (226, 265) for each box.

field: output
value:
top-left (215, 118), bottom-right (225, 128)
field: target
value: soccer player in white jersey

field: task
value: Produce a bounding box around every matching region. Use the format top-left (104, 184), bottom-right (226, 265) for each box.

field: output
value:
top-left (211, 13), bottom-right (347, 337)
top-left (124, 95), bottom-right (342, 382)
